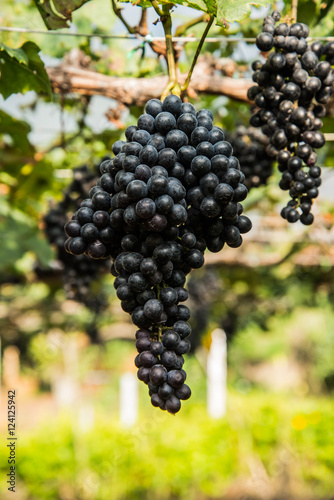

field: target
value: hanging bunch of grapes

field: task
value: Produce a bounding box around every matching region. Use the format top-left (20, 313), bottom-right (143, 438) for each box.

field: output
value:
top-left (64, 95), bottom-right (252, 413)
top-left (249, 10), bottom-right (334, 224)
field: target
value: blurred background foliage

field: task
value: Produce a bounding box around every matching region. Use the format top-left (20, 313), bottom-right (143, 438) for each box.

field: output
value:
top-left (0, 0), bottom-right (334, 498)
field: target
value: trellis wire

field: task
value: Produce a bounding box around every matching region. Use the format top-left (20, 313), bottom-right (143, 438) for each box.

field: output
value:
top-left (2, 25), bottom-right (334, 141)
top-left (1, 26), bottom-right (334, 43)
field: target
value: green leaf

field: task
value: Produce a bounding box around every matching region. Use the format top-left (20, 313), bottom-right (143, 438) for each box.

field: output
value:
top-left (181, 0), bottom-right (210, 12)
top-left (203, 0), bottom-right (217, 15)
top-left (0, 43), bottom-right (29, 65)
top-left (33, 0), bottom-right (92, 30)
top-left (0, 199), bottom-right (53, 269)
top-left (217, 0), bottom-right (274, 24)
top-left (21, 41), bottom-right (52, 93)
top-left (297, 0), bottom-right (334, 28)
top-left (119, 0), bottom-right (274, 23)
top-left (318, 0), bottom-right (334, 21)
top-left (297, 0), bottom-right (317, 26)
top-left (0, 110), bottom-right (35, 170)
top-left (0, 42), bottom-right (51, 99)
top-left (0, 110), bottom-right (33, 154)
top-left (118, 0), bottom-right (211, 14)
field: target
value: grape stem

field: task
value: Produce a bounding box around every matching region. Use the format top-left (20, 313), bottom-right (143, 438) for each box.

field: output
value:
top-left (181, 15), bottom-right (214, 93)
top-left (163, 4), bottom-right (181, 98)
top-left (175, 13), bottom-right (210, 37)
top-left (150, 0), bottom-right (165, 18)
top-left (150, 2), bottom-right (181, 98)
top-left (291, 0), bottom-right (298, 21)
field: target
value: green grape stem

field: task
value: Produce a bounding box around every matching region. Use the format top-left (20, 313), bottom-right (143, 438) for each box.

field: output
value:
top-left (181, 15), bottom-right (214, 93)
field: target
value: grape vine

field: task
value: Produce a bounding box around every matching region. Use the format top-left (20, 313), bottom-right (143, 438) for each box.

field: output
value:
top-left (60, 7), bottom-right (333, 413)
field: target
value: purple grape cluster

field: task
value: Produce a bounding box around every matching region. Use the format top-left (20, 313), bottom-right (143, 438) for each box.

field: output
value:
top-left (226, 126), bottom-right (273, 190)
top-left (64, 95), bottom-right (252, 413)
top-left (249, 10), bottom-right (334, 224)
top-left (43, 165), bottom-right (109, 308)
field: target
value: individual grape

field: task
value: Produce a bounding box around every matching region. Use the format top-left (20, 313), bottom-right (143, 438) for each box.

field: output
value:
top-left (143, 299), bottom-right (164, 322)
top-left (136, 198), bottom-right (156, 219)
top-left (151, 393), bottom-right (165, 408)
top-left (150, 341), bottom-right (164, 356)
top-left (167, 369), bottom-right (186, 388)
top-left (162, 94), bottom-right (183, 116)
top-left (139, 351), bottom-right (158, 367)
top-left (149, 364), bottom-right (168, 385)
top-left (174, 384), bottom-right (191, 400)
top-left (137, 366), bottom-right (150, 384)
top-left (155, 112), bottom-right (177, 134)
top-left (165, 395), bottom-right (181, 414)
top-left (177, 113), bottom-right (198, 135)
top-left (256, 32), bottom-right (274, 52)
top-left (145, 99), bottom-right (163, 117)
top-left (161, 331), bottom-right (181, 349)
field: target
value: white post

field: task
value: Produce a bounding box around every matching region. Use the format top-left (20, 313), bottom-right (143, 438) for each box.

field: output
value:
top-left (53, 337), bottom-right (79, 409)
top-left (78, 404), bottom-right (95, 433)
top-left (207, 328), bottom-right (227, 418)
top-left (53, 375), bottom-right (78, 408)
top-left (119, 372), bottom-right (138, 428)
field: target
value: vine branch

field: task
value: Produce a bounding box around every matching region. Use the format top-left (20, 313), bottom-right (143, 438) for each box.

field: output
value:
top-left (47, 61), bottom-right (251, 105)
top-left (150, 0), bottom-right (165, 18)
top-left (161, 3), bottom-right (180, 98)
top-left (111, 0), bottom-right (211, 96)
top-left (111, 2), bottom-right (182, 62)
top-left (136, 7), bottom-right (148, 35)
top-left (111, 0), bottom-right (137, 34)
top-left (175, 13), bottom-right (210, 37)
top-left (181, 15), bottom-right (214, 93)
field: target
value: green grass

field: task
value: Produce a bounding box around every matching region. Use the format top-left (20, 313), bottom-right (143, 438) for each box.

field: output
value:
top-left (1, 389), bottom-right (333, 500)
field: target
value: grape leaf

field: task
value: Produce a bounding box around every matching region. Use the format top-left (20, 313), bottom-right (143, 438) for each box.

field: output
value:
top-left (0, 42), bottom-right (51, 99)
top-left (0, 201), bottom-right (53, 269)
top-left (0, 111), bottom-right (33, 155)
top-left (118, 0), bottom-right (211, 14)
top-left (33, 0), bottom-right (91, 30)
top-left (318, 0), bottom-right (334, 21)
top-left (118, 0), bottom-right (273, 24)
top-left (181, 0), bottom-right (210, 12)
top-left (298, 0), bottom-right (334, 27)
top-left (217, 0), bottom-right (274, 24)
top-left (204, 0), bottom-right (217, 15)
top-left (0, 43), bottom-right (29, 65)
